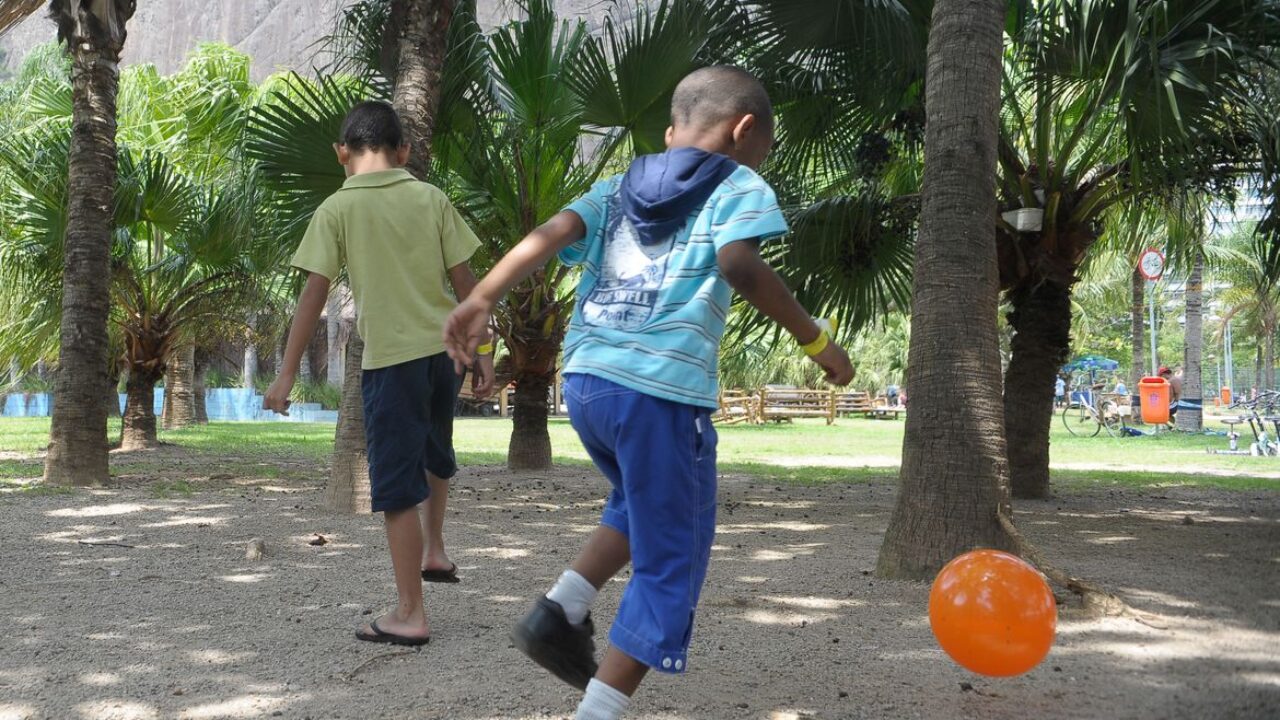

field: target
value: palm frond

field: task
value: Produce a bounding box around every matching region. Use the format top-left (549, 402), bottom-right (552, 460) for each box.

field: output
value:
top-left (572, 0), bottom-right (746, 153)
top-left (246, 73), bottom-right (375, 245)
top-left (740, 192), bottom-right (915, 342)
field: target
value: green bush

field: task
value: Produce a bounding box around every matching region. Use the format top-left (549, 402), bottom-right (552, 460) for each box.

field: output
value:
top-left (203, 367), bottom-right (239, 389)
top-left (16, 373), bottom-right (54, 393)
top-left (290, 380), bottom-right (340, 410)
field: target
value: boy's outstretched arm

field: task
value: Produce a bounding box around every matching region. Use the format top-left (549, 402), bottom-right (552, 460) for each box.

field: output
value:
top-left (264, 272), bottom-right (331, 414)
top-left (717, 241), bottom-right (855, 385)
top-left (447, 262), bottom-right (495, 398)
top-left (443, 211), bottom-right (586, 371)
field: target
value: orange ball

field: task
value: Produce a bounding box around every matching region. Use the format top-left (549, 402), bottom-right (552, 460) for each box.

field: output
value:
top-left (929, 549), bottom-right (1056, 676)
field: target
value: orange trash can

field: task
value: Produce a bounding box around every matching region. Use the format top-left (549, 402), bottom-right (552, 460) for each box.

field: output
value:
top-left (1139, 377), bottom-right (1170, 424)
top-left (1221, 387), bottom-right (1232, 406)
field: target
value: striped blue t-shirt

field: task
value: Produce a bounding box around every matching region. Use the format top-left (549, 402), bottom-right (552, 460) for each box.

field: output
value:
top-left (559, 165), bottom-right (788, 409)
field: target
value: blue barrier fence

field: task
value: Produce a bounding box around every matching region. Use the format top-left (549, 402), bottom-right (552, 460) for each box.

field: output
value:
top-left (1, 388), bottom-right (338, 423)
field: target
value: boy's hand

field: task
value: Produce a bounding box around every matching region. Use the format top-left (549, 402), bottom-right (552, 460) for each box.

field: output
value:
top-left (811, 342), bottom-right (855, 386)
top-left (472, 354), bottom-right (496, 400)
top-left (444, 297), bottom-right (493, 374)
top-left (263, 374), bottom-right (295, 415)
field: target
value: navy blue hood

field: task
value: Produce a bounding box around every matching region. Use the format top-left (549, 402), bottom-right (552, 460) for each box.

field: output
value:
top-left (619, 147), bottom-right (739, 245)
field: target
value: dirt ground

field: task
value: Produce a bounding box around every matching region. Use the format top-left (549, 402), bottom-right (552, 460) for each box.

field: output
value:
top-left (1, 453), bottom-right (1278, 720)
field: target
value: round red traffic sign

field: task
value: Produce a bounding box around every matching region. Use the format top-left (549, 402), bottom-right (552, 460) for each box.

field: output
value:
top-left (1138, 248), bottom-right (1165, 281)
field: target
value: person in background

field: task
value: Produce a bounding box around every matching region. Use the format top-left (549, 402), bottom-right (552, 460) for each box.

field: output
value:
top-left (1055, 375), bottom-right (1066, 408)
top-left (1113, 376), bottom-right (1128, 396)
top-left (886, 383), bottom-right (900, 407)
top-left (1159, 366), bottom-right (1183, 419)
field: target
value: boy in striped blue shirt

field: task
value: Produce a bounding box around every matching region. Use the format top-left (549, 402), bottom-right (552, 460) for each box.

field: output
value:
top-left (444, 66), bottom-right (853, 719)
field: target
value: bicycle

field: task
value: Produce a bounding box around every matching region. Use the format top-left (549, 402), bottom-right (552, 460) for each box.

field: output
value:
top-left (1062, 386), bottom-right (1125, 437)
top-left (1216, 391), bottom-right (1280, 456)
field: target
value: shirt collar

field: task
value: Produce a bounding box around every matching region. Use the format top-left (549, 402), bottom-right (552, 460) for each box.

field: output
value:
top-left (340, 168), bottom-right (416, 189)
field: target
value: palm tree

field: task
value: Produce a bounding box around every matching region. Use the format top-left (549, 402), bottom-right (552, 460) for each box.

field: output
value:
top-left (874, 0), bottom-right (1015, 579)
top-left (995, 0), bottom-right (1277, 497)
top-left (0, 1), bottom-right (43, 34)
top-left (1, 44), bottom-right (283, 449)
top-left (39, 0), bottom-right (135, 485)
top-left (756, 0), bottom-right (1278, 499)
top-left (1219, 227), bottom-right (1280, 394)
top-left (0, 133), bottom-right (276, 448)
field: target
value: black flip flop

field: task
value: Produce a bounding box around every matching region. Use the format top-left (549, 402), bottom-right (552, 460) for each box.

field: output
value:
top-left (421, 563), bottom-right (460, 584)
top-left (355, 619), bottom-right (430, 646)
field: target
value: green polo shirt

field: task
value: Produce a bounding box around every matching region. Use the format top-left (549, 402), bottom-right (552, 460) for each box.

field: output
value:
top-left (291, 169), bottom-right (481, 370)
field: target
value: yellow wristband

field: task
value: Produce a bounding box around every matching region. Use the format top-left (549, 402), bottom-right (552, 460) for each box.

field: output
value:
top-left (476, 342), bottom-right (494, 355)
top-left (800, 318), bottom-right (838, 357)
top-left (801, 331), bottom-right (829, 357)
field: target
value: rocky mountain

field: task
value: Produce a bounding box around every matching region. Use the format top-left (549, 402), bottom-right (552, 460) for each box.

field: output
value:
top-left (0, 0), bottom-right (614, 80)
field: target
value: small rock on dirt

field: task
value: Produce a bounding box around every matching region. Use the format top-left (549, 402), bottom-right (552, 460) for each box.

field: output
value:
top-left (245, 538), bottom-right (267, 560)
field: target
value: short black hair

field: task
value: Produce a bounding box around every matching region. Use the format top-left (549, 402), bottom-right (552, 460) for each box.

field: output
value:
top-left (339, 100), bottom-right (405, 152)
top-left (670, 66), bottom-right (773, 132)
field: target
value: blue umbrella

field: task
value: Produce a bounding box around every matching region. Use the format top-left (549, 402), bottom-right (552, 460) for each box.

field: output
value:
top-left (1062, 356), bottom-right (1121, 403)
top-left (1062, 355), bottom-right (1120, 373)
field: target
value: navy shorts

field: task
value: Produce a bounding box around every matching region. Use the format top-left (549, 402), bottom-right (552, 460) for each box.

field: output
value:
top-left (362, 353), bottom-right (460, 513)
top-left (564, 372), bottom-right (718, 674)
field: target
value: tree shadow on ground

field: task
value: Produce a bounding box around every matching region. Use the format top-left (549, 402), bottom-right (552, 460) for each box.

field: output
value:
top-left (0, 465), bottom-right (1276, 719)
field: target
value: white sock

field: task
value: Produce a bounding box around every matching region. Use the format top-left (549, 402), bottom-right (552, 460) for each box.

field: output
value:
top-left (574, 678), bottom-right (630, 720)
top-left (546, 569), bottom-right (597, 625)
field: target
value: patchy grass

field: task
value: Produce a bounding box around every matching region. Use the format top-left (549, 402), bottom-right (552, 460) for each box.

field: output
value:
top-left (0, 459), bottom-right (42, 480)
top-left (1, 413), bottom-right (1276, 492)
top-left (149, 479), bottom-right (196, 498)
top-left (0, 477), bottom-right (77, 497)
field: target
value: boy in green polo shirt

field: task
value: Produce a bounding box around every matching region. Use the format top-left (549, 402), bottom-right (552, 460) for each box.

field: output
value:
top-left (264, 101), bottom-right (493, 645)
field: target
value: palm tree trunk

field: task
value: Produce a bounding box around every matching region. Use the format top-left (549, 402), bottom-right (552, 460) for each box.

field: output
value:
top-left (44, 2), bottom-right (134, 485)
top-left (876, 0), bottom-right (1012, 580)
top-left (104, 382), bottom-right (121, 418)
top-left (104, 357), bottom-right (121, 418)
top-left (243, 315), bottom-right (258, 389)
top-left (509, 370), bottom-right (553, 470)
top-left (1004, 280), bottom-right (1073, 499)
top-left (1176, 252), bottom-right (1204, 431)
top-left (163, 343), bottom-right (197, 430)
top-left (1257, 345), bottom-right (1264, 394)
top-left (299, 347), bottom-right (314, 384)
top-left (7, 358), bottom-right (19, 388)
top-left (122, 366), bottom-right (162, 450)
top-left (326, 330), bottom-right (372, 513)
top-left (1265, 326), bottom-right (1276, 393)
top-left (1130, 266), bottom-right (1145, 416)
top-left (326, 292), bottom-right (344, 386)
top-left (193, 350), bottom-right (208, 424)
top-left (387, 0), bottom-right (455, 179)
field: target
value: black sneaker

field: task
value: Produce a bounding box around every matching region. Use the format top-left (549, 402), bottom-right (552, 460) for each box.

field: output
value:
top-left (512, 596), bottom-right (598, 690)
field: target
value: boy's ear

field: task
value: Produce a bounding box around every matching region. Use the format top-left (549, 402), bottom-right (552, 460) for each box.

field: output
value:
top-left (664, 125), bottom-right (675, 147)
top-left (731, 114), bottom-right (756, 145)
top-left (396, 144), bottom-right (411, 167)
top-left (333, 143), bottom-right (350, 166)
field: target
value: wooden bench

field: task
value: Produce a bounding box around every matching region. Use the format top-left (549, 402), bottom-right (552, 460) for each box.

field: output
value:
top-left (455, 370), bottom-right (508, 417)
top-left (870, 396), bottom-right (902, 420)
top-left (836, 390), bottom-right (874, 417)
top-left (715, 390), bottom-right (759, 425)
top-left (451, 366), bottom-right (566, 418)
top-left (836, 391), bottom-right (902, 419)
top-left (758, 386), bottom-right (836, 425)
